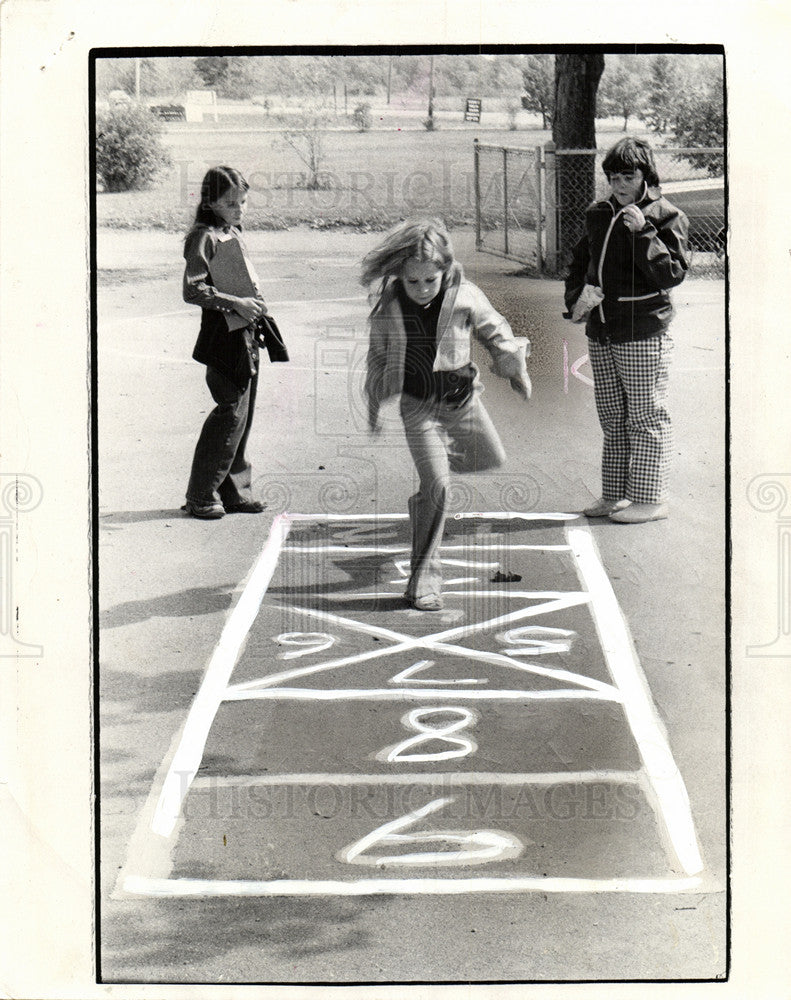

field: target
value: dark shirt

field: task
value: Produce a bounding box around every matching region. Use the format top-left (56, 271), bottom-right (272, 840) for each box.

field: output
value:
top-left (397, 282), bottom-right (475, 406)
top-left (398, 282), bottom-right (443, 400)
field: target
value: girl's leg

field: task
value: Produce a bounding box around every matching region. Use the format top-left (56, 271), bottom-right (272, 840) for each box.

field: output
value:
top-left (588, 339), bottom-right (629, 499)
top-left (400, 394), bottom-right (450, 602)
top-left (218, 371), bottom-right (258, 507)
top-left (441, 393), bottom-right (506, 475)
top-left (186, 368), bottom-right (252, 506)
top-left (612, 334), bottom-right (674, 504)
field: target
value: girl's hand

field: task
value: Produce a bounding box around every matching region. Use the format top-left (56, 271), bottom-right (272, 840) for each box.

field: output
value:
top-left (510, 373), bottom-right (532, 401)
top-left (234, 297), bottom-right (265, 323)
top-left (368, 406), bottom-right (382, 436)
top-left (622, 205), bottom-right (646, 232)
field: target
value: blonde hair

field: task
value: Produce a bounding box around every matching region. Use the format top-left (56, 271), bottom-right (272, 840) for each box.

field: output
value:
top-left (360, 219), bottom-right (455, 295)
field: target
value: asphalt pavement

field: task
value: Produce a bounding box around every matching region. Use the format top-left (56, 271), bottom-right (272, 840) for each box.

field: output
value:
top-left (96, 226), bottom-right (726, 983)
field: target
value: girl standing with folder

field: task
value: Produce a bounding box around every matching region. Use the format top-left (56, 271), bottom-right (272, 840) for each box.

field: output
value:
top-left (182, 166), bottom-right (269, 519)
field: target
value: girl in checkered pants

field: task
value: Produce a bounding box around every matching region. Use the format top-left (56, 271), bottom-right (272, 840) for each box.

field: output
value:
top-left (565, 137), bottom-right (689, 523)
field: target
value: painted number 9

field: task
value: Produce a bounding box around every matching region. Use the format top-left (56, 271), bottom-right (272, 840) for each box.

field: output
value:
top-left (273, 631), bottom-right (335, 660)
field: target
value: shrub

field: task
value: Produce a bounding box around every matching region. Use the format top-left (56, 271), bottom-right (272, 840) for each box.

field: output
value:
top-left (96, 102), bottom-right (172, 192)
top-left (352, 102), bottom-right (372, 132)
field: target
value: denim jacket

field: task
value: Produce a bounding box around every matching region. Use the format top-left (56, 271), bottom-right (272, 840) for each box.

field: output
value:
top-left (365, 263), bottom-right (529, 427)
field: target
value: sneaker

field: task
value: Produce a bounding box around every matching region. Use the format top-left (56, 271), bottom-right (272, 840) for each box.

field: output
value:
top-left (583, 497), bottom-right (630, 518)
top-left (609, 502), bottom-right (668, 523)
top-left (407, 594), bottom-right (444, 612)
top-left (182, 500), bottom-right (225, 520)
top-left (224, 500), bottom-right (267, 514)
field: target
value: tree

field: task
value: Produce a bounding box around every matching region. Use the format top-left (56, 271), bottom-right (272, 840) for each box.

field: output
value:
top-left (282, 112), bottom-right (330, 189)
top-left (668, 68), bottom-right (724, 177)
top-left (193, 56), bottom-right (257, 99)
top-left (598, 55), bottom-right (648, 131)
top-left (553, 53), bottom-right (605, 267)
top-left (194, 56), bottom-right (228, 91)
top-left (521, 54), bottom-right (554, 129)
top-left (645, 54), bottom-right (677, 134)
top-left (96, 56), bottom-right (199, 100)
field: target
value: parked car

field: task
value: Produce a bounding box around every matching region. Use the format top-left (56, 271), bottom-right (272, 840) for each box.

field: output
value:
top-left (662, 178), bottom-right (725, 256)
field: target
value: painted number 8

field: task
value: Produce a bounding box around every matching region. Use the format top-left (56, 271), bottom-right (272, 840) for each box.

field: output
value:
top-left (378, 707), bottom-right (478, 763)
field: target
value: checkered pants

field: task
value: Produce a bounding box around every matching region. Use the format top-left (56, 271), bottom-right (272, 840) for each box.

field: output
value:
top-left (588, 334), bottom-right (674, 504)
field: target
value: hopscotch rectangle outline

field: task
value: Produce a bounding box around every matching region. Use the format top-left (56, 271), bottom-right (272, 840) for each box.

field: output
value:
top-left (116, 512), bottom-right (707, 899)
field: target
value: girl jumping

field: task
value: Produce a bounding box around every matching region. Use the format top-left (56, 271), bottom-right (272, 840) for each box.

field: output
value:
top-left (182, 166), bottom-right (268, 519)
top-left (362, 219), bottom-right (531, 611)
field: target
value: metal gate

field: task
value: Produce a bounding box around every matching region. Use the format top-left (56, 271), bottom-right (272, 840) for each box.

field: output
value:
top-left (474, 140), bottom-right (725, 278)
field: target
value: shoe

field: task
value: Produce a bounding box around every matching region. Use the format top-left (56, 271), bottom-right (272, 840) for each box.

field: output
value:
top-left (583, 497), bottom-right (630, 518)
top-left (182, 500), bottom-right (225, 520)
top-left (406, 594), bottom-right (444, 612)
top-left (609, 502), bottom-right (668, 523)
top-left (224, 500), bottom-right (267, 514)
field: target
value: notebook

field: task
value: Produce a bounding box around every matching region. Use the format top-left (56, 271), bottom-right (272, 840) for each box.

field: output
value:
top-left (208, 236), bottom-right (259, 332)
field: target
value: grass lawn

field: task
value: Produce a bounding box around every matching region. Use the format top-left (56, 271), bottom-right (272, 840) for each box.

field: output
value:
top-left (96, 117), bottom-right (713, 234)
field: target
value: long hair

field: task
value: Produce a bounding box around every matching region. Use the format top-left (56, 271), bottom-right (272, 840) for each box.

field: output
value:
top-left (190, 165), bottom-right (250, 230)
top-left (360, 219), bottom-right (456, 301)
top-left (602, 137), bottom-right (660, 187)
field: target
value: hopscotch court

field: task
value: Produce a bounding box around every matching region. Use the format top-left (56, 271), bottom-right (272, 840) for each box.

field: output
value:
top-left (119, 510), bottom-right (706, 898)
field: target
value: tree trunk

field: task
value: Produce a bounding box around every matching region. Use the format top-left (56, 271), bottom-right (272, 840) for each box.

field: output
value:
top-left (552, 53), bottom-right (605, 269)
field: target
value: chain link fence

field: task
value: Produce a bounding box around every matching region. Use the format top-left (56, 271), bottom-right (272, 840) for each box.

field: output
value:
top-left (475, 141), bottom-right (725, 279)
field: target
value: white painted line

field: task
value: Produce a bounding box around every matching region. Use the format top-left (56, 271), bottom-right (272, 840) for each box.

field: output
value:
top-left (567, 527), bottom-right (704, 876)
top-left (149, 514), bottom-right (292, 838)
top-left (103, 296), bottom-right (368, 327)
top-left (283, 544), bottom-right (572, 553)
top-left (389, 660), bottom-right (486, 685)
top-left (102, 347), bottom-right (193, 365)
top-left (289, 513), bottom-right (580, 524)
top-left (223, 687), bottom-right (620, 702)
top-left (122, 874), bottom-right (704, 897)
top-left (191, 770), bottom-right (642, 788)
top-left (267, 296), bottom-right (368, 306)
top-left (227, 597), bottom-right (622, 699)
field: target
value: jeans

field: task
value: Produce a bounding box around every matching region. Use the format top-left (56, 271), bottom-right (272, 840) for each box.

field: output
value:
top-left (400, 390), bottom-right (506, 601)
top-left (186, 367), bottom-right (258, 507)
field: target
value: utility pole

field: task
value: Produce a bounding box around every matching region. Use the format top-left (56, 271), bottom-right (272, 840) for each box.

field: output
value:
top-left (428, 55), bottom-right (434, 123)
top-left (387, 56), bottom-right (392, 105)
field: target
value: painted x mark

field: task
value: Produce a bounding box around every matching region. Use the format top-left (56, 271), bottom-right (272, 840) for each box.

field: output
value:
top-left (226, 593), bottom-right (621, 701)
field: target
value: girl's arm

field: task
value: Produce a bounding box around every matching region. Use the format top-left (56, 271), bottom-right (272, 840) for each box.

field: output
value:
top-left (469, 284), bottom-right (530, 384)
top-left (564, 233), bottom-right (591, 315)
top-left (364, 312), bottom-right (388, 431)
top-left (629, 206), bottom-right (689, 288)
top-left (183, 228), bottom-right (261, 320)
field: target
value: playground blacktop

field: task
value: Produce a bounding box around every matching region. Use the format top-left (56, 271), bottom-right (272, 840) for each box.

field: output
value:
top-left (95, 226), bottom-right (726, 983)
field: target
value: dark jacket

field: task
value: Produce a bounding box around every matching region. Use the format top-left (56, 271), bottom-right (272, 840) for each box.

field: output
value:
top-left (183, 224), bottom-right (259, 389)
top-left (564, 186), bottom-right (689, 342)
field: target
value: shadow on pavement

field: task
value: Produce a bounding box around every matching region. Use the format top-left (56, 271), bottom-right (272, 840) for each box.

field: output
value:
top-left (100, 668), bottom-right (205, 715)
top-left (101, 585), bottom-right (236, 628)
top-left (101, 895), bottom-right (383, 983)
top-left (101, 509), bottom-right (187, 527)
